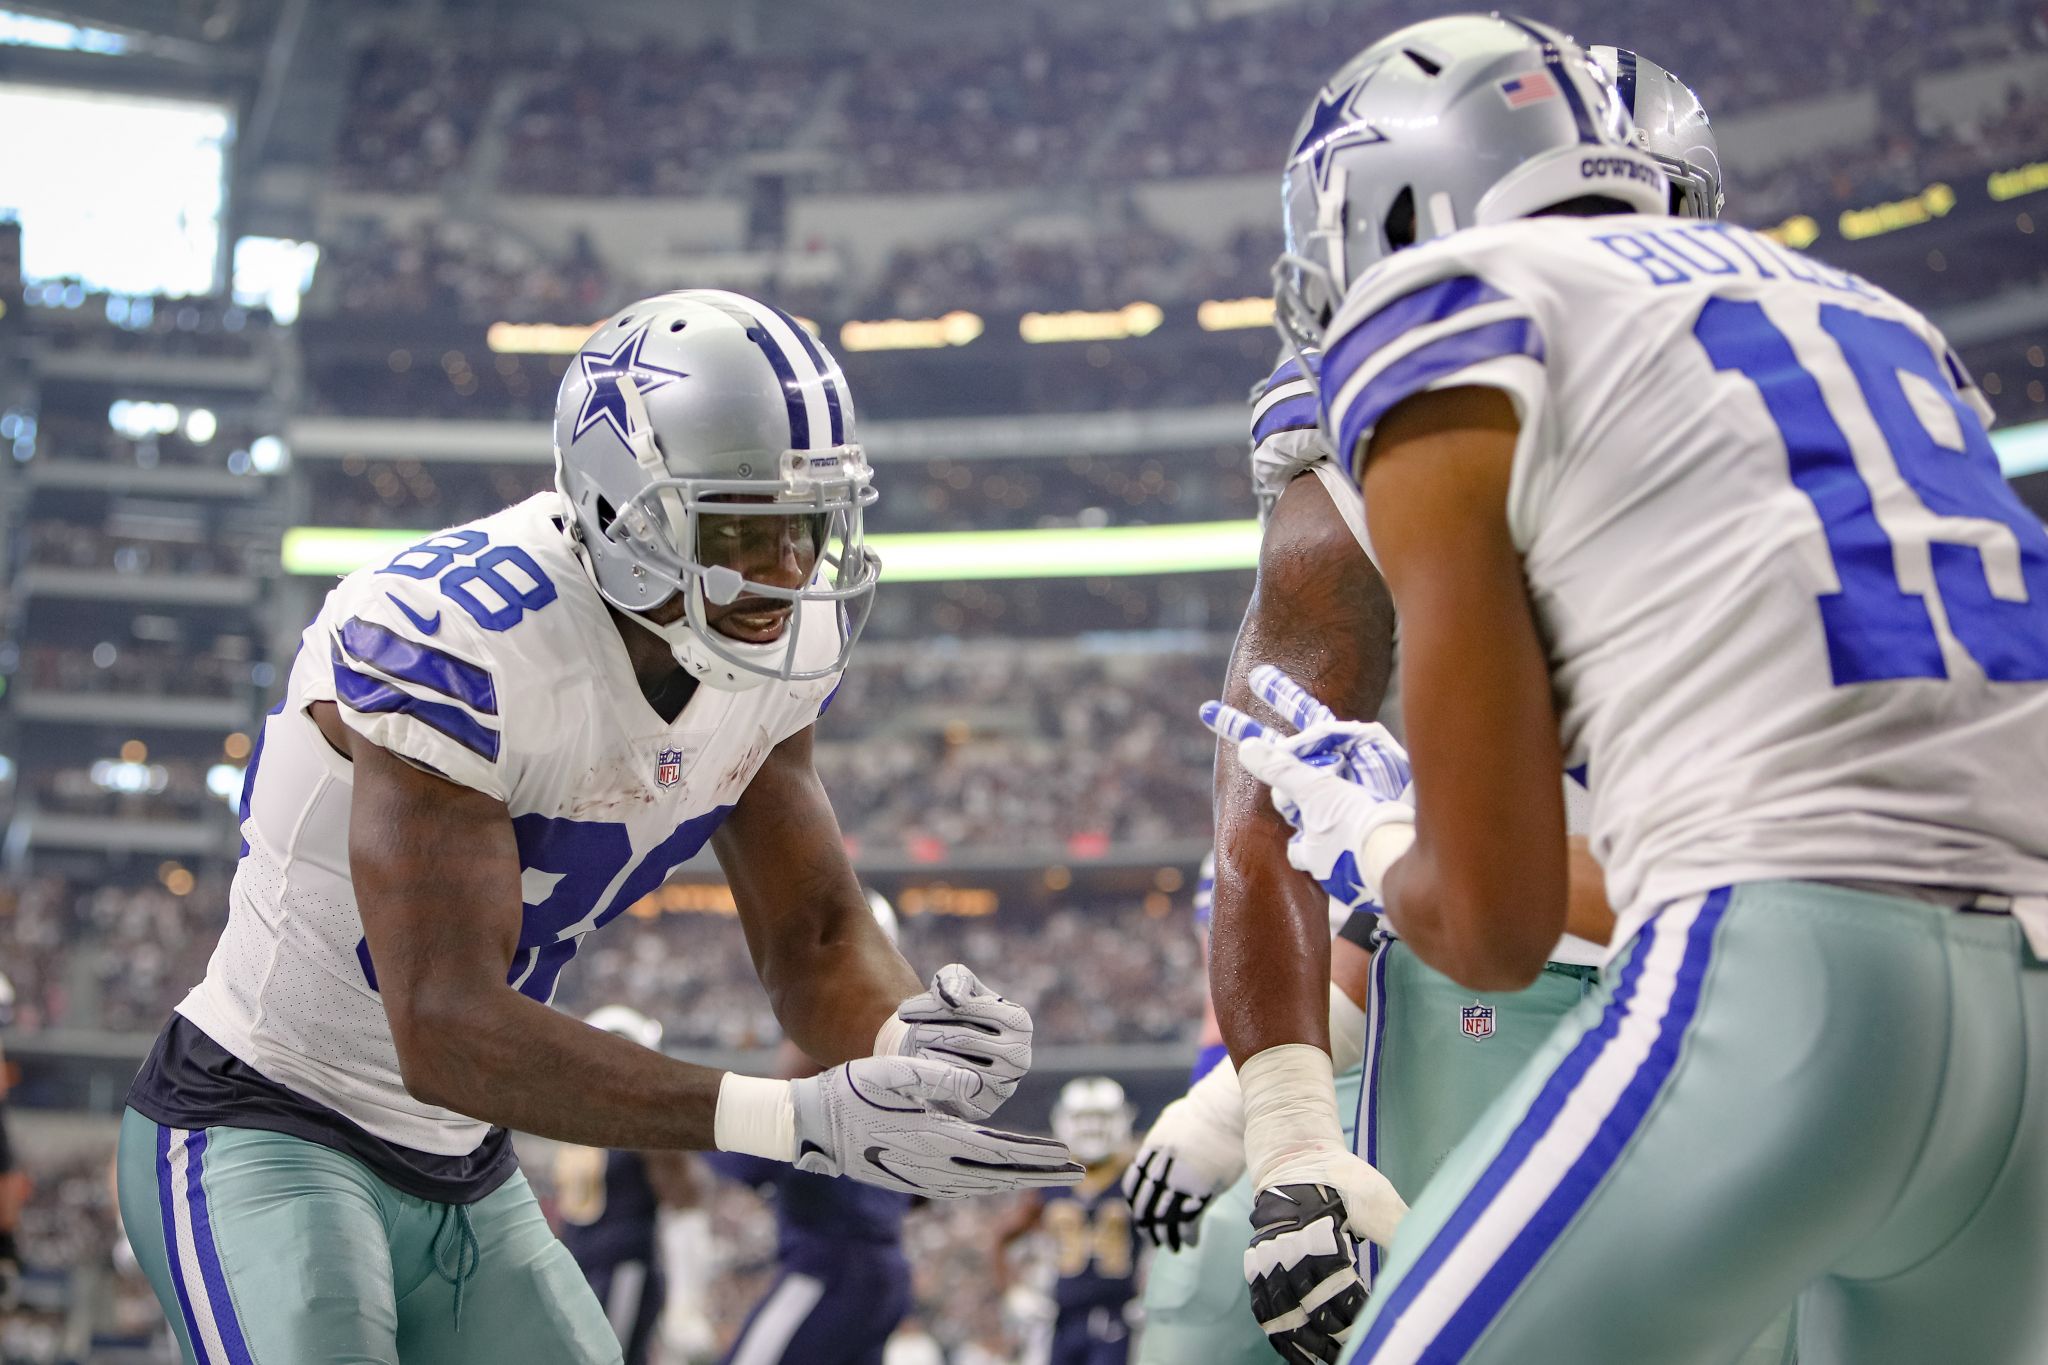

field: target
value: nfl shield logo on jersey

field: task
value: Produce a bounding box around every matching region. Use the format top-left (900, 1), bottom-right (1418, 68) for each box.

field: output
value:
top-left (655, 747), bottom-right (683, 789)
top-left (1461, 1003), bottom-right (1496, 1041)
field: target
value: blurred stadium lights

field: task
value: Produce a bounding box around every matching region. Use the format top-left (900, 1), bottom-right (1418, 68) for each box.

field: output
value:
top-left (839, 310), bottom-right (983, 352)
top-left (1838, 182), bottom-right (1957, 242)
top-left (0, 8), bottom-right (128, 53)
top-left (1987, 159), bottom-right (2048, 203)
top-left (281, 518), bottom-right (1265, 580)
top-left (0, 83), bottom-right (230, 296)
top-left (1018, 301), bottom-right (1163, 343)
top-left (486, 320), bottom-right (605, 354)
top-left (231, 237), bottom-right (320, 325)
top-left (1197, 296), bottom-right (1277, 331)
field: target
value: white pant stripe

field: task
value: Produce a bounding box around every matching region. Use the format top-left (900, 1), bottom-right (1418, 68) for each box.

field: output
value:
top-left (1373, 894), bottom-right (1707, 1361)
top-left (166, 1128), bottom-right (233, 1365)
top-left (730, 1272), bottom-right (826, 1365)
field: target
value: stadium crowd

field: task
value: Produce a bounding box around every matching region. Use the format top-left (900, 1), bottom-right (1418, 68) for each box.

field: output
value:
top-left (328, 0), bottom-right (2047, 196)
top-left (18, 520), bottom-right (268, 579)
top-left (16, 644), bottom-right (257, 702)
top-left (303, 445), bottom-right (1256, 535)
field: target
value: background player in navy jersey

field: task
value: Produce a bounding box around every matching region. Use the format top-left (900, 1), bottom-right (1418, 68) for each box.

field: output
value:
top-left (706, 892), bottom-right (917, 1365)
top-left (554, 1007), bottom-right (704, 1365)
top-left (995, 1078), bottom-right (1143, 1365)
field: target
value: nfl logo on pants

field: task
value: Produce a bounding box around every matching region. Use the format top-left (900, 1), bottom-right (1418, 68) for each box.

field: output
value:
top-left (656, 747), bottom-right (683, 789)
top-left (1461, 1002), bottom-right (1496, 1041)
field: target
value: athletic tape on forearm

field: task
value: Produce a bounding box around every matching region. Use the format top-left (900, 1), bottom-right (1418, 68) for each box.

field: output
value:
top-left (1328, 982), bottom-right (1367, 1076)
top-left (1239, 1043), bottom-right (1345, 1191)
top-left (713, 1072), bottom-right (796, 1162)
top-left (1360, 815), bottom-right (1416, 902)
top-left (1179, 1050), bottom-right (1246, 1146)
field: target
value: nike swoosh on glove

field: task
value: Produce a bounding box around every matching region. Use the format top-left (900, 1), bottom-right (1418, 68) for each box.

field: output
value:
top-left (789, 1055), bottom-right (1081, 1199)
top-left (1245, 1184), bottom-right (1370, 1365)
top-left (882, 963), bottom-right (1033, 1120)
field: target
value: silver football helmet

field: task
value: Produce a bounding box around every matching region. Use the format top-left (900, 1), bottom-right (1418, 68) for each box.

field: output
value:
top-left (1051, 1076), bottom-right (1135, 1167)
top-left (586, 1004), bottom-right (664, 1052)
top-left (553, 289), bottom-right (880, 692)
top-left (1590, 46), bottom-right (1723, 219)
top-left (1275, 14), bottom-right (1667, 351)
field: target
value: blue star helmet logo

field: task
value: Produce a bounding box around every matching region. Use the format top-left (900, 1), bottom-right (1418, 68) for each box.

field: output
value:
top-left (1294, 65), bottom-right (1389, 189)
top-left (573, 326), bottom-right (689, 444)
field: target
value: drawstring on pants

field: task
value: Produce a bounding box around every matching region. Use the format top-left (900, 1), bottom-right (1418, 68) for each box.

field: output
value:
top-left (431, 1202), bottom-right (482, 1331)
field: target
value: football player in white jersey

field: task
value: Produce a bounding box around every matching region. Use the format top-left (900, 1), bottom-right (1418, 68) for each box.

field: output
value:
top-left (113, 289), bottom-right (1080, 1365)
top-left (1209, 15), bottom-right (2048, 1364)
top-left (1131, 48), bottom-right (1733, 1365)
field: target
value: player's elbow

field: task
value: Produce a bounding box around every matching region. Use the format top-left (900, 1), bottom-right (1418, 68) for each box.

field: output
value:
top-left (382, 985), bottom-right (483, 1110)
top-left (1427, 885), bottom-right (1557, 993)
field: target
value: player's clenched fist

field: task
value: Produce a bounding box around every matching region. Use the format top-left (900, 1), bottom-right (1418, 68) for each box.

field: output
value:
top-left (876, 963), bottom-right (1034, 1120)
top-left (1123, 1059), bottom-right (1252, 1251)
top-left (791, 1056), bottom-right (1082, 1198)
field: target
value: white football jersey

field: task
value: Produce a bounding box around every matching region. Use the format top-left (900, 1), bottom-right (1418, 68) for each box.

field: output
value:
top-left (1319, 213), bottom-right (2048, 948)
top-left (177, 493), bottom-right (840, 1153)
top-left (1250, 355), bottom-right (1606, 964)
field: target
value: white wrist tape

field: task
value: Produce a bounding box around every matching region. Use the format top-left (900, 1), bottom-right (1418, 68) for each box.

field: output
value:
top-left (1180, 1050), bottom-right (1246, 1144)
top-left (873, 1012), bottom-right (912, 1057)
top-left (713, 1072), bottom-right (796, 1161)
top-left (1328, 982), bottom-right (1368, 1076)
top-left (1359, 808), bottom-right (1417, 902)
top-left (1239, 1043), bottom-right (1345, 1191)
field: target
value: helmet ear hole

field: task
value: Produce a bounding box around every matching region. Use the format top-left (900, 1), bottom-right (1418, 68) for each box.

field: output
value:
top-left (595, 494), bottom-right (619, 536)
top-left (1384, 186), bottom-right (1417, 252)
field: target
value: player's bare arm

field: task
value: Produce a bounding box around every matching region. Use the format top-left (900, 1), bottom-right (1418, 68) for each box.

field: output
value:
top-left (715, 723), bottom-right (921, 1066)
top-left (1209, 472), bottom-right (1395, 1065)
top-left (331, 702), bottom-right (730, 1150)
top-left (1362, 385), bottom-right (1569, 991)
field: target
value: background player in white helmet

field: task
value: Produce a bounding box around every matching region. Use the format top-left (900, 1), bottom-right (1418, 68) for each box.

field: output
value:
top-left (1132, 44), bottom-right (1722, 1364)
top-left (1218, 13), bottom-right (2048, 1363)
top-left (555, 1006), bottom-right (700, 1365)
top-left (114, 289), bottom-right (1079, 1365)
top-left (995, 1078), bottom-right (1144, 1365)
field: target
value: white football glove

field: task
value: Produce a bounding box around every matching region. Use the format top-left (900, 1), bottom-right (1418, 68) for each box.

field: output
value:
top-left (1203, 665), bottom-right (1414, 911)
top-left (1123, 1062), bottom-right (1248, 1251)
top-left (789, 1055), bottom-right (1081, 1199)
top-left (876, 963), bottom-right (1033, 1120)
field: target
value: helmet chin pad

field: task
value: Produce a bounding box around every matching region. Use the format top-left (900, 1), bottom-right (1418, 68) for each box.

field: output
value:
top-left (619, 589), bottom-right (780, 693)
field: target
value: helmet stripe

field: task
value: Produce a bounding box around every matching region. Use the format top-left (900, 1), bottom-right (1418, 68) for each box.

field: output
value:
top-left (1614, 47), bottom-right (1639, 119)
top-left (769, 303), bottom-right (848, 446)
top-left (739, 318), bottom-right (810, 449)
top-left (1499, 16), bottom-right (1597, 144)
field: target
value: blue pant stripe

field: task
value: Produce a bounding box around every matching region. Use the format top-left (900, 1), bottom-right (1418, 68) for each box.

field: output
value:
top-left (155, 1125), bottom-right (211, 1363)
top-left (1362, 941), bottom-right (1392, 1285)
top-left (182, 1132), bottom-right (257, 1365)
top-left (1355, 894), bottom-right (1710, 1358)
top-left (1421, 888), bottom-right (1729, 1359)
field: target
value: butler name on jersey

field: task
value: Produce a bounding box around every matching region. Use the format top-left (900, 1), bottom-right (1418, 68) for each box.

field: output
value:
top-left (1317, 211), bottom-right (2048, 939)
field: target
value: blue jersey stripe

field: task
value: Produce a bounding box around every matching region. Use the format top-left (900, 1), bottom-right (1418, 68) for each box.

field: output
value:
top-left (1262, 350), bottom-right (1322, 393)
top-left (333, 650), bottom-right (502, 762)
top-left (1333, 318), bottom-right (1544, 477)
top-left (339, 616), bottom-right (498, 715)
top-left (1252, 393), bottom-right (1320, 447)
top-left (1321, 275), bottom-right (1505, 407)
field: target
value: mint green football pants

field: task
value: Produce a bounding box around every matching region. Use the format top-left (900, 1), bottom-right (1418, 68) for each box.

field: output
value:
top-left (117, 1108), bottom-right (621, 1365)
top-left (1135, 1064), bottom-right (1364, 1365)
top-left (1342, 882), bottom-right (2048, 1365)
